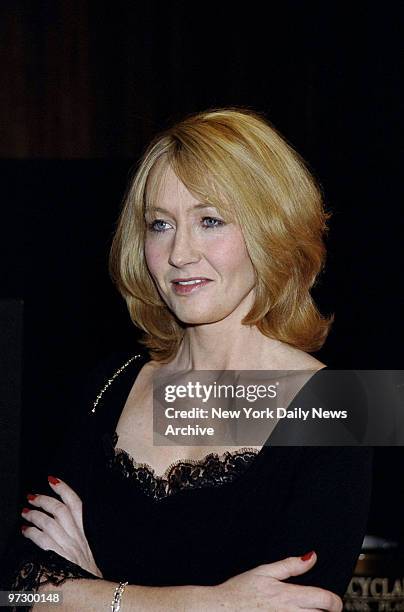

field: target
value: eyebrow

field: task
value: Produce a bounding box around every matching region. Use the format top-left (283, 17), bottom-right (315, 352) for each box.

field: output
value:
top-left (145, 203), bottom-right (216, 215)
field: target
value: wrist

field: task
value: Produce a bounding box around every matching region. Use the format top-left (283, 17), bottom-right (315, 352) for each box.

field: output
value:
top-left (186, 584), bottom-right (225, 611)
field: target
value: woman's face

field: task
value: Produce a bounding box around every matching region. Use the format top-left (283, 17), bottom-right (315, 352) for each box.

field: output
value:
top-left (144, 165), bottom-right (256, 326)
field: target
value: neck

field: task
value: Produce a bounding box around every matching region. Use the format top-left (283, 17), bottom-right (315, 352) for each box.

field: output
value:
top-left (170, 311), bottom-right (280, 371)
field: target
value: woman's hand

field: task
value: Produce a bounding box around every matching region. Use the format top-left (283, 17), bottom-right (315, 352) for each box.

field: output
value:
top-left (21, 476), bottom-right (103, 579)
top-left (214, 551), bottom-right (343, 611)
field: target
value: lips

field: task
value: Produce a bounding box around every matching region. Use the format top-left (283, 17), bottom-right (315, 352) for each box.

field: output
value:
top-left (171, 277), bottom-right (212, 283)
top-left (171, 278), bottom-right (212, 295)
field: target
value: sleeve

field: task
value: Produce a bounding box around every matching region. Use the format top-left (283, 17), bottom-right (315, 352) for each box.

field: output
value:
top-left (0, 407), bottom-right (101, 592)
top-left (275, 445), bottom-right (374, 600)
top-left (0, 352), bottom-right (132, 609)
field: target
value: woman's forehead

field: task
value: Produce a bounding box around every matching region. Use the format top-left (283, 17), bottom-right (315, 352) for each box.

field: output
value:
top-left (147, 163), bottom-right (205, 209)
top-left (145, 157), bottom-right (233, 220)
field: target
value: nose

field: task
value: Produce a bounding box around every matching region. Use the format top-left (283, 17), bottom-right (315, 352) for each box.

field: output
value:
top-left (168, 225), bottom-right (201, 267)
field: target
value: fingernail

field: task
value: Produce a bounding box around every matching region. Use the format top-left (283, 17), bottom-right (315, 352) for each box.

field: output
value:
top-left (21, 507), bottom-right (30, 514)
top-left (21, 525), bottom-right (28, 532)
top-left (27, 493), bottom-right (37, 501)
top-left (48, 475), bottom-right (60, 485)
top-left (301, 550), bottom-right (315, 561)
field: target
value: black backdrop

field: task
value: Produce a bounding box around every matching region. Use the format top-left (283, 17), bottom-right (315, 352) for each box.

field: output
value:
top-left (1, 1), bottom-right (403, 548)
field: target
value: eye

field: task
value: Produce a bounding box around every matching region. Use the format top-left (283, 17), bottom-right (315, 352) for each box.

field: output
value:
top-left (147, 219), bottom-right (171, 233)
top-left (202, 216), bottom-right (225, 229)
top-left (146, 216), bottom-right (225, 233)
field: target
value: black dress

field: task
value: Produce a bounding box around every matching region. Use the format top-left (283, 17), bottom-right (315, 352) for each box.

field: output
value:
top-left (1, 347), bottom-right (373, 608)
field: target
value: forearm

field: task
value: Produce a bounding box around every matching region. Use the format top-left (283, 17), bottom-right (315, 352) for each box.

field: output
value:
top-left (33, 577), bottom-right (219, 611)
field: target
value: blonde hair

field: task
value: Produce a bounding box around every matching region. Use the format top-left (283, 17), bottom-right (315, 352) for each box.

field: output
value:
top-left (109, 107), bottom-right (334, 362)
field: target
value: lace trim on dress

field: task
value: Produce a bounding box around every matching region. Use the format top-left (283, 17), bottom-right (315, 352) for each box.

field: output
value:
top-left (104, 431), bottom-right (261, 502)
top-left (8, 549), bottom-right (99, 611)
top-left (11, 550), bottom-right (96, 589)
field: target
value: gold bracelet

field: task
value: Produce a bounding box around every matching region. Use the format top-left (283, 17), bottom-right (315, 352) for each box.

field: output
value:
top-left (111, 581), bottom-right (128, 612)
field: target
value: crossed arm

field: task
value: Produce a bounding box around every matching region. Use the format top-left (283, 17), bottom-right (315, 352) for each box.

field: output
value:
top-left (20, 477), bottom-right (215, 611)
top-left (20, 476), bottom-right (343, 611)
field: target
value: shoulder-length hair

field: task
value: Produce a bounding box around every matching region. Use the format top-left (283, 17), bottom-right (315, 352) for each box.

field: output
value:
top-left (109, 107), bottom-right (334, 363)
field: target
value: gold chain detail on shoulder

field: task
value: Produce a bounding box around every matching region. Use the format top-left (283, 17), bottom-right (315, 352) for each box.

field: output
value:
top-left (91, 354), bottom-right (142, 414)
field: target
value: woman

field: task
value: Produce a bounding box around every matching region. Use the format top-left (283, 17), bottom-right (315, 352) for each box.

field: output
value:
top-left (2, 108), bottom-right (372, 611)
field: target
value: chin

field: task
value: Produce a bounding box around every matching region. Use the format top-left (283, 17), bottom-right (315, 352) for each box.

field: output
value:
top-left (172, 306), bottom-right (233, 326)
top-left (174, 312), bottom-right (216, 325)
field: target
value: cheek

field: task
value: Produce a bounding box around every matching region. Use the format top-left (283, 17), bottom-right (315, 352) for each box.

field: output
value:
top-left (144, 241), bottom-right (165, 276)
top-left (211, 236), bottom-right (252, 274)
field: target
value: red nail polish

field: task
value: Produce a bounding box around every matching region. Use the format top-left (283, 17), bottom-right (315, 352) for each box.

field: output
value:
top-left (48, 475), bottom-right (60, 485)
top-left (22, 507), bottom-right (30, 514)
top-left (301, 550), bottom-right (315, 561)
top-left (27, 493), bottom-right (37, 501)
top-left (21, 525), bottom-right (28, 532)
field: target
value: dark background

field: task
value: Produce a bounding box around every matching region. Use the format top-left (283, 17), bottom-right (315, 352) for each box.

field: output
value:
top-left (1, 1), bottom-right (403, 556)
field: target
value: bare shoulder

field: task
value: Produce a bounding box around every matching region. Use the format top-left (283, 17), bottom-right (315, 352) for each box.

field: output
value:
top-left (262, 340), bottom-right (326, 371)
top-left (285, 347), bottom-right (326, 370)
top-left (140, 359), bottom-right (165, 384)
top-left (135, 358), bottom-right (178, 390)
top-left (142, 359), bottom-right (162, 375)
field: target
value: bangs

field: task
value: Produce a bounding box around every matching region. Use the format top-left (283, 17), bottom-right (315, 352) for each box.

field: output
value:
top-left (144, 155), bottom-right (171, 213)
top-left (144, 149), bottom-right (235, 224)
